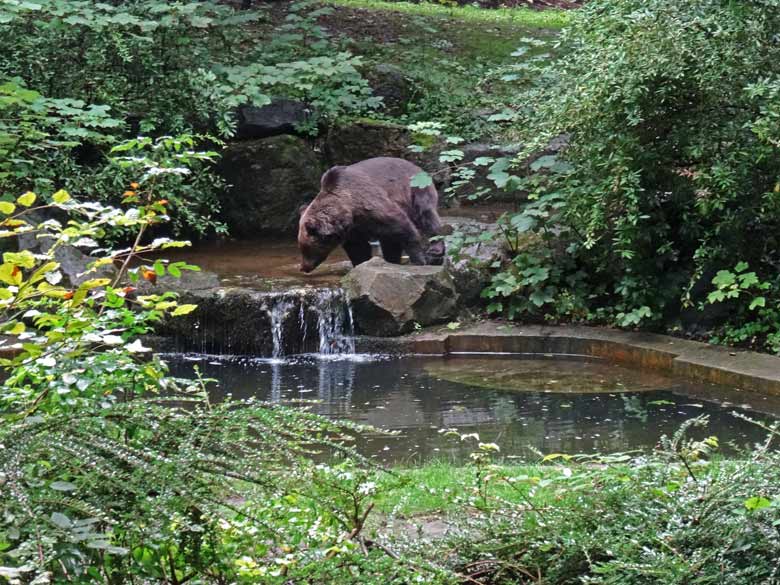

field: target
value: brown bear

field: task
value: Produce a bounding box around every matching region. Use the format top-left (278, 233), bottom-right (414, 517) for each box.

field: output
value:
top-left (298, 157), bottom-right (445, 273)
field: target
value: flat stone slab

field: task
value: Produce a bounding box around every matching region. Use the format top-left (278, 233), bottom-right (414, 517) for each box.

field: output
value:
top-left (357, 322), bottom-right (780, 396)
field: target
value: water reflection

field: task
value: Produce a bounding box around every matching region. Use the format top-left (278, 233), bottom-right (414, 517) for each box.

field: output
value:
top-left (165, 354), bottom-right (778, 464)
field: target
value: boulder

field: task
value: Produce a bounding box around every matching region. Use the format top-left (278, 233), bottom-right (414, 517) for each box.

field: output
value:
top-left (218, 135), bottom-right (323, 237)
top-left (135, 268), bottom-right (221, 296)
top-left (155, 287), bottom-right (275, 355)
top-left (17, 211), bottom-right (117, 288)
top-left (343, 257), bottom-right (459, 336)
top-left (366, 64), bottom-right (413, 117)
top-left (323, 119), bottom-right (451, 189)
top-left (442, 217), bottom-right (505, 306)
top-left (154, 286), bottom-right (344, 356)
top-left (235, 99), bottom-right (309, 139)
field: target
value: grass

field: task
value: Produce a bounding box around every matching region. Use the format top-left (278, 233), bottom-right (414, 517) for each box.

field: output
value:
top-left (325, 0), bottom-right (571, 29)
top-left (375, 461), bottom-right (570, 516)
top-left (318, 0), bottom-right (564, 140)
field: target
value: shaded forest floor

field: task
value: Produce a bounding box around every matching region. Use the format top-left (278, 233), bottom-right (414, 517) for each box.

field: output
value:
top-left (263, 0), bottom-right (569, 141)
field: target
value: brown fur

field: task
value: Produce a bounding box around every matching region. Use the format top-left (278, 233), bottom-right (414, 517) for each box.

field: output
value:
top-left (298, 157), bottom-right (444, 273)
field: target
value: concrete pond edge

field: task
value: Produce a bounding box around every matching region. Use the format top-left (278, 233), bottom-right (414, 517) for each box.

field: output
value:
top-left (355, 322), bottom-right (780, 397)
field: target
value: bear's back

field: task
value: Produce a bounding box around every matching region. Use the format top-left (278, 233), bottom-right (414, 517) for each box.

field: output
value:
top-left (344, 157), bottom-right (423, 209)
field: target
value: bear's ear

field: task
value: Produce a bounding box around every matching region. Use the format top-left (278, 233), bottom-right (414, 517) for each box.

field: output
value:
top-left (321, 166), bottom-right (345, 191)
top-left (298, 203), bottom-right (310, 217)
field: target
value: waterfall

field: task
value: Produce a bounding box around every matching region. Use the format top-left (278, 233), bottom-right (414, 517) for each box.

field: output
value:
top-left (315, 288), bottom-right (356, 356)
top-left (269, 298), bottom-right (296, 359)
top-left (266, 288), bottom-right (355, 357)
top-left (167, 286), bottom-right (355, 358)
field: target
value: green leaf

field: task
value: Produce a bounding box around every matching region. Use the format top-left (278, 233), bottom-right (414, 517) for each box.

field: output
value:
top-left (51, 512), bottom-right (72, 529)
top-left (17, 191), bottom-right (36, 207)
top-left (171, 304), bottom-right (198, 316)
top-left (0, 263), bottom-right (21, 285)
top-left (0, 201), bottom-right (15, 215)
top-left (52, 189), bottom-right (71, 204)
top-left (7, 322), bottom-right (25, 335)
top-left (510, 214), bottom-right (535, 233)
top-left (410, 172), bottom-right (433, 188)
top-left (3, 250), bottom-right (36, 269)
top-left (711, 270), bottom-right (735, 288)
top-left (745, 496), bottom-right (772, 512)
top-left (530, 154), bottom-right (558, 172)
top-left (438, 149), bottom-right (464, 163)
top-left (749, 296), bottom-right (766, 310)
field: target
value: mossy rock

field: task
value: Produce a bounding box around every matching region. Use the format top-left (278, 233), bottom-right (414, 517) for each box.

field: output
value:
top-left (323, 119), bottom-right (451, 188)
top-left (218, 135), bottom-right (323, 238)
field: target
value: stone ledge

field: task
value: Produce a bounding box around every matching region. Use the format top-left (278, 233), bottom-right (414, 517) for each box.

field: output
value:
top-left (357, 322), bottom-right (780, 396)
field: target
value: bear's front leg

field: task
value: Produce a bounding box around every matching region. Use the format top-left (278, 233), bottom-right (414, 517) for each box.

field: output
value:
top-left (403, 239), bottom-right (427, 265)
top-left (379, 239), bottom-right (403, 264)
top-left (342, 235), bottom-right (373, 267)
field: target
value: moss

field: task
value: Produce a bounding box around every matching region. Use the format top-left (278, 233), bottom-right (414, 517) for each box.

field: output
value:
top-left (325, 0), bottom-right (571, 29)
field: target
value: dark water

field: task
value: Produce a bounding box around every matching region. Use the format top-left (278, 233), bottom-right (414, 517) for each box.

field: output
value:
top-left (163, 353), bottom-right (779, 464)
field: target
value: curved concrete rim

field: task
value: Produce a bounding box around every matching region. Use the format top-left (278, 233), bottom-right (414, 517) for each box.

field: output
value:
top-left (357, 322), bottom-right (780, 396)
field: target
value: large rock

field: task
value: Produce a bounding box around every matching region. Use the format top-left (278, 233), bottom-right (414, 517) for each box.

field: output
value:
top-left (218, 135), bottom-right (323, 237)
top-left (155, 287), bottom-right (275, 355)
top-left (17, 211), bottom-right (117, 287)
top-left (343, 257), bottom-right (458, 336)
top-left (442, 216), bottom-right (505, 306)
top-left (235, 99), bottom-right (310, 140)
top-left (366, 64), bottom-right (413, 117)
top-left (154, 286), bottom-right (348, 356)
top-left (323, 120), bottom-right (451, 189)
top-left (135, 268), bottom-right (221, 296)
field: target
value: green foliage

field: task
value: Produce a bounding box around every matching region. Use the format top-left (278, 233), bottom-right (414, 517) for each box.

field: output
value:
top-left (378, 417), bottom-right (780, 585)
top-left (0, 153), bottom-right (404, 582)
top-left (0, 0), bottom-right (378, 137)
top-left (703, 263), bottom-right (780, 351)
top-left (479, 0), bottom-right (780, 349)
top-left (0, 0), bottom-right (260, 136)
top-left (0, 79), bottom-right (121, 195)
top-left (0, 0), bottom-right (379, 239)
top-left (325, 0), bottom-right (571, 29)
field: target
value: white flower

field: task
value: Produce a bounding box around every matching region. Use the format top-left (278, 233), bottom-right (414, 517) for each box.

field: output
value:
top-left (126, 339), bottom-right (151, 353)
top-left (357, 482), bottom-right (377, 495)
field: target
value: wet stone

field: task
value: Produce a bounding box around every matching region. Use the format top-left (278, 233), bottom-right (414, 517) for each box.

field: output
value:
top-left (342, 257), bottom-right (459, 337)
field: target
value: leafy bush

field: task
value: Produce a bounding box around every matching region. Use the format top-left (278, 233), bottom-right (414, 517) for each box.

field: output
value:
top-left (482, 0), bottom-right (780, 349)
top-left (0, 0), bottom-right (378, 137)
top-left (381, 418), bottom-right (780, 584)
top-left (0, 154), bottom-right (403, 583)
top-left (0, 0), bottom-right (379, 239)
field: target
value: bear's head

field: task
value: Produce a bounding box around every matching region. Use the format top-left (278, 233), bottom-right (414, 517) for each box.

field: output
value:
top-left (297, 208), bottom-right (349, 273)
top-left (297, 167), bottom-right (353, 273)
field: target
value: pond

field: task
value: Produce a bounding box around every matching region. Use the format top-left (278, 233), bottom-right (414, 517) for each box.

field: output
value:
top-left (164, 353), bottom-right (779, 464)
